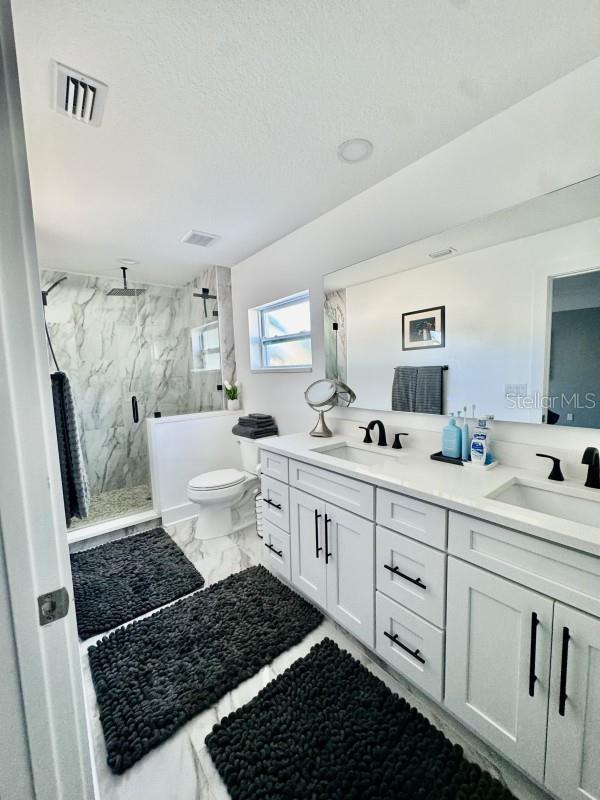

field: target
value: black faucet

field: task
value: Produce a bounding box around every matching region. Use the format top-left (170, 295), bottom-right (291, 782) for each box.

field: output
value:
top-left (358, 425), bottom-right (372, 444)
top-left (392, 433), bottom-right (409, 450)
top-left (582, 447), bottom-right (600, 489)
top-left (368, 420), bottom-right (387, 447)
top-left (536, 453), bottom-right (564, 481)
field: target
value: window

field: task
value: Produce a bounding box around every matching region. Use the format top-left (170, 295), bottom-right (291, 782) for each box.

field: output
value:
top-left (249, 291), bottom-right (312, 371)
top-left (190, 320), bottom-right (221, 372)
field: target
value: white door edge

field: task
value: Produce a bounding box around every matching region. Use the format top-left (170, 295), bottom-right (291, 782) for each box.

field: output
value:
top-left (0, 4), bottom-right (94, 798)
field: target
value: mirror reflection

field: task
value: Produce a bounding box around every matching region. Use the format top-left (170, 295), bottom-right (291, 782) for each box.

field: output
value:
top-left (324, 173), bottom-right (600, 429)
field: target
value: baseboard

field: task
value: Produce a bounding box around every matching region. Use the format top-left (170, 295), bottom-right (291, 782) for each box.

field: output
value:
top-left (161, 502), bottom-right (198, 526)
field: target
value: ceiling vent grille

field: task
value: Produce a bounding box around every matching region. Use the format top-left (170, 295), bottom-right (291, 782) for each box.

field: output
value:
top-left (54, 62), bottom-right (107, 126)
top-left (181, 230), bottom-right (221, 247)
top-left (428, 247), bottom-right (457, 259)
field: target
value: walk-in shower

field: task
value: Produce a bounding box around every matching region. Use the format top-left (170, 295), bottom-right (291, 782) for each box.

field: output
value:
top-left (42, 265), bottom-right (235, 535)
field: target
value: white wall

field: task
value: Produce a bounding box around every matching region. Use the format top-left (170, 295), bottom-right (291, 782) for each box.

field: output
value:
top-left (231, 56), bottom-right (600, 459)
top-left (147, 410), bottom-right (242, 524)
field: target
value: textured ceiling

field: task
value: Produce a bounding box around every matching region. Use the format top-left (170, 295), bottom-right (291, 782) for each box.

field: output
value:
top-left (12, 0), bottom-right (600, 286)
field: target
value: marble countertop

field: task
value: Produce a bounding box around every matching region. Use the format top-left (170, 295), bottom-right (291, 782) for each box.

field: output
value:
top-left (258, 433), bottom-right (600, 558)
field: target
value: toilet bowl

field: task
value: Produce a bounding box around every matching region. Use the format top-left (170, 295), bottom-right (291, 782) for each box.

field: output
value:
top-left (186, 436), bottom-right (261, 539)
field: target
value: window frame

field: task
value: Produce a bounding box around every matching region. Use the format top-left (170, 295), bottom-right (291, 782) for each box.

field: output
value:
top-left (249, 290), bottom-right (313, 373)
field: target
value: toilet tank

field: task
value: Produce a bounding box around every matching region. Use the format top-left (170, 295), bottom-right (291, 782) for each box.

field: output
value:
top-left (236, 436), bottom-right (261, 474)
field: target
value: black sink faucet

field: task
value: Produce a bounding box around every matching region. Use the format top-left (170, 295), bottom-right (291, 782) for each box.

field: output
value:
top-left (368, 420), bottom-right (387, 447)
top-left (582, 447), bottom-right (600, 489)
top-left (536, 453), bottom-right (564, 481)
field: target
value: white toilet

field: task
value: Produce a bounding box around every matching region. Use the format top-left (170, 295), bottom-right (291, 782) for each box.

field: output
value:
top-left (186, 436), bottom-right (260, 540)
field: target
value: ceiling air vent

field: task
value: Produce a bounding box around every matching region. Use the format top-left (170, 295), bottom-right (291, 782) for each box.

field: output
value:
top-left (54, 62), bottom-right (107, 126)
top-left (181, 229), bottom-right (221, 247)
top-left (428, 247), bottom-right (457, 260)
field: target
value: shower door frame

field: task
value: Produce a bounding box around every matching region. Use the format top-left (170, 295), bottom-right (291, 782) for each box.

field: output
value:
top-left (0, 5), bottom-right (94, 798)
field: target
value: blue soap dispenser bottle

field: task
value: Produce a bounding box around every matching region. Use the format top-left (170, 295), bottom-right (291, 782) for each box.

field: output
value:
top-left (442, 413), bottom-right (461, 459)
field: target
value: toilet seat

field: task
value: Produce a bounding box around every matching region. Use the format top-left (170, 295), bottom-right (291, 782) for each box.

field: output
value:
top-left (188, 468), bottom-right (246, 491)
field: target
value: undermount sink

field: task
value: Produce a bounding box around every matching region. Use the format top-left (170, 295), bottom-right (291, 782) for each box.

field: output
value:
top-left (488, 478), bottom-right (600, 527)
top-left (312, 442), bottom-right (404, 468)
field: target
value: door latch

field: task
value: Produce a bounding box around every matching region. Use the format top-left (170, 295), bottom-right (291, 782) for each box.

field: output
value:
top-left (37, 587), bottom-right (69, 626)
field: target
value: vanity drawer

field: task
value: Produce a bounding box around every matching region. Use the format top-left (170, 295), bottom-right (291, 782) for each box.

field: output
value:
top-left (289, 459), bottom-right (374, 519)
top-left (376, 489), bottom-right (447, 550)
top-left (376, 526), bottom-right (446, 628)
top-left (449, 512), bottom-right (600, 618)
top-left (262, 519), bottom-right (291, 582)
top-left (375, 591), bottom-right (444, 701)
top-left (260, 450), bottom-right (289, 483)
top-left (261, 475), bottom-right (290, 533)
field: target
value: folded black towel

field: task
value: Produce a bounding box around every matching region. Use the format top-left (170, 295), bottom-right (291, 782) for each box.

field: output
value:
top-left (238, 415), bottom-right (275, 428)
top-left (232, 423), bottom-right (279, 439)
top-left (248, 413), bottom-right (273, 421)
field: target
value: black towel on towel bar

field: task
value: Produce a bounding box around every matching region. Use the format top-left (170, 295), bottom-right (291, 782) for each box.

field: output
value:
top-left (391, 366), bottom-right (418, 412)
top-left (415, 365), bottom-right (444, 415)
top-left (392, 365), bottom-right (444, 415)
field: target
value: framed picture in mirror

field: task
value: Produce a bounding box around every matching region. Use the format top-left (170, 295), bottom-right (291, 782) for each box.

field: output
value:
top-left (402, 305), bottom-right (445, 350)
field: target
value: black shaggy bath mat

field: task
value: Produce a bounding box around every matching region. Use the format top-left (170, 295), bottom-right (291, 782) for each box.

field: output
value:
top-left (206, 638), bottom-right (515, 800)
top-left (70, 527), bottom-right (204, 640)
top-left (88, 565), bottom-right (323, 774)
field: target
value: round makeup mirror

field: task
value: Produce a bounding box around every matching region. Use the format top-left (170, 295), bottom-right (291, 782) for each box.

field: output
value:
top-left (304, 379), bottom-right (356, 437)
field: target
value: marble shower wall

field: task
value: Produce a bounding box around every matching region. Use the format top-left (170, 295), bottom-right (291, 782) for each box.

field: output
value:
top-left (324, 289), bottom-right (347, 383)
top-left (42, 267), bottom-right (236, 497)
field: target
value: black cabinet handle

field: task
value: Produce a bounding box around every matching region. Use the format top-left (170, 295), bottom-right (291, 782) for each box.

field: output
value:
top-left (324, 514), bottom-right (332, 564)
top-left (263, 498), bottom-right (282, 510)
top-left (131, 395), bottom-right (139, 423)
top-left (384, 630), bottom-right (425, 665)
top-left (314, 509), bottom-right (323, 559)
top-left (559, 626), bottom-right (570, 716)
top-left (384, 563), bottom-right (426, 590)
top-left (264, 542), bottom-right (283, 558)
top-left (528, 612), bottom-right (539, 697)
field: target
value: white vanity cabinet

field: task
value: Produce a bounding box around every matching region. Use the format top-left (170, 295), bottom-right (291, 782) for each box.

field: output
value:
top-left (259, 444), bottom-right (600, 800)
top-left (546, 604), bottom-right (600, 800)
top-left (289, 486), bottom-right (375, 646)
top-left (446, 513), bottom-right (600, 798)
top-left (262, 518), bottom-right (291, 581)
top-left (445, 557), bottom-right (553, 781)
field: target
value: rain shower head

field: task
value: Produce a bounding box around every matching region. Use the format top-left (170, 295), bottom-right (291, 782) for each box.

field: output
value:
top-left (107, 266), bottom-right (146, 296)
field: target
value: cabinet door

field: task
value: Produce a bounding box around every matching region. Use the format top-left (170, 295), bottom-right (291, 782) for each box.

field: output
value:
top-left (290, 488), bottom-right (326, 607)
top-left (445, 558), bottom-right (552, 782)
top-left (325, 503), bottom-right (374, 647)
top-left (546, 604), bottom-right (600, 800)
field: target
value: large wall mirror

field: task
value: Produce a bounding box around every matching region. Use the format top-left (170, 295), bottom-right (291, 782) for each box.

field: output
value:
top-left (324, 173), bottom-right (600, 429)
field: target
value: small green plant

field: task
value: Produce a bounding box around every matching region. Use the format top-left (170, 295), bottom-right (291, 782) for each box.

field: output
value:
top-left (224, 380), bottom-right (239, 400)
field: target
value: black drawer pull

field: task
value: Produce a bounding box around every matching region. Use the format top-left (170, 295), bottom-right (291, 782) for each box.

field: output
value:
top-left (384, 563), bottom-right (426, 590)
top-left (131, 395), bottom-right (139, 423)
top-left (528, 612), bottom-right (539, 697)
top-left (384, 630), bottom-right (425, 664)
top-left (264, 542), bottom-right (283, 558)
top-left (263, 498), bottom-right (282, 510)
top-left (559, 626), bottom-right (570, 716)
top-left (324, 514), bottom-right (332, 564)
top-left (314, 509), bottom-right (323, 559)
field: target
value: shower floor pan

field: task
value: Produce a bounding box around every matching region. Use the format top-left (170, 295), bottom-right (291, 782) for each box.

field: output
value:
top-left (70, 483), bottom-right (153, 530)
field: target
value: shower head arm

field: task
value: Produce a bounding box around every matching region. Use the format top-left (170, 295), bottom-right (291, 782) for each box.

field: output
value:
top-left (41, 275), bottom-right (67, 306)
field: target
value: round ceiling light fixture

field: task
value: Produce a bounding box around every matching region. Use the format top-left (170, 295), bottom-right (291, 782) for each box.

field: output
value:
top-left (116, 257), bottom-right (139, 267)
top-left (337, 138), bottom-right (373, 163)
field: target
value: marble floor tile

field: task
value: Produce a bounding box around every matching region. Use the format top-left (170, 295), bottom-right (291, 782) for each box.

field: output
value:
top-left (80, 521), bottom-right (548, 800)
